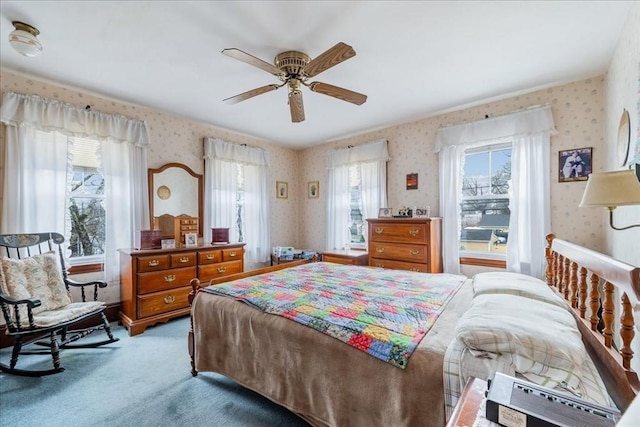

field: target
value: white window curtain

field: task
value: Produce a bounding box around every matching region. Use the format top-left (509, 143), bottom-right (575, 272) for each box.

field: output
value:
top-left (326, 139), bottom-right (389, 251)
top-left (0, 91), bottom-right (151, 283)
top-left (435, 105), bottom-right (556, 277)
top-left (203, 137), bottom-right (270, 264)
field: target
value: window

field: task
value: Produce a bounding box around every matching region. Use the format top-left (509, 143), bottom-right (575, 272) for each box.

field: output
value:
top-left (348, 165), bottom-right (365, 245)
top-left (68, 138), bottom-right (105, 264)
top-left (460, 144), bottom-right (511, 258)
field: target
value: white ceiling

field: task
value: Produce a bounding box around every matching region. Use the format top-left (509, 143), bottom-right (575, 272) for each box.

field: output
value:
top-left (0, 1), bottom-right (632, 149)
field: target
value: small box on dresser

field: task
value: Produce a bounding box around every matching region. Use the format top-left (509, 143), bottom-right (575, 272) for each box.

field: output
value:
top-left (367, 217), bottom-right (442, 273)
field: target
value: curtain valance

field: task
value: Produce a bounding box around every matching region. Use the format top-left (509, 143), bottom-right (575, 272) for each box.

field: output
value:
top-left (203, 137), bottom-right (269, 167)
top-left (0, 91), bottom-right (150, 147)
top-left (326, 139), bottom-right (390, 169)
top-left (435, 105), bottom-right (557, 152)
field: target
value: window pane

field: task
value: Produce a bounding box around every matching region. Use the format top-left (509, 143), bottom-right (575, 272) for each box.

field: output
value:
top-left (348, 165), bottom-right (365, 244)
top-left (68, 139), bottom-right (105, 259)
top-left (460, 146), bottom-right (511, 256)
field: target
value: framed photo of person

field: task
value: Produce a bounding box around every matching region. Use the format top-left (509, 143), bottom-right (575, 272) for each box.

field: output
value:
top-left (185, 232), bottom-right (198, 247)
top-left (559, 147), bottom-right (592, 182)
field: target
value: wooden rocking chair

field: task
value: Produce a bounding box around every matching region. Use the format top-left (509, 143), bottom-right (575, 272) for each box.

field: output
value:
top-left (0, 232), bottom-right (119, 376)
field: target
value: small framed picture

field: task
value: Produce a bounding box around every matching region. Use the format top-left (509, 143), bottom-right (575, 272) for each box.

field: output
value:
top-left (308, 181), bottom-right (319, 198)
top-left (276, 181), bottom-right (288, 199)
top-left (414, 207), bottom-right (431, 218)
top-left (559, 147), bottom-right (592, 182)
top-left (406, 173), bottom-right (418, 190)
top-left (378, 207), bottom-right (393, 218)
top-left (161, 239), bottom-right (175, 249)
top-left (184, 233), bottom-right (198, 247)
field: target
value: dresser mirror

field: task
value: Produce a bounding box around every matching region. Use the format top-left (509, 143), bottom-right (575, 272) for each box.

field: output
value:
top-left (148, 163), bottom-right (203, 238)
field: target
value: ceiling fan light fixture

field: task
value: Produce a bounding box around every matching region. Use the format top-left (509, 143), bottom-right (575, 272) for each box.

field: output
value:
top-left (9, 21), bottom-right (43, 57)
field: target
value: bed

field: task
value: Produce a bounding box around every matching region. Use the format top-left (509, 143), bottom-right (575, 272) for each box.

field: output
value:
top-left (188, 234), bottom-right (640, 426)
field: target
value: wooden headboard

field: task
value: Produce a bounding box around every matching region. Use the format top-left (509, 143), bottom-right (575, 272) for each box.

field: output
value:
top-left (545, 233), bottom-right (640, 410)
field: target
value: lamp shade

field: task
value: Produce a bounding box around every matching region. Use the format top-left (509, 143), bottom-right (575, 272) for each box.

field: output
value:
top-left (579, 170), bottom-right (640, 207)
top-left (9, 21), bottom-right (42, 57)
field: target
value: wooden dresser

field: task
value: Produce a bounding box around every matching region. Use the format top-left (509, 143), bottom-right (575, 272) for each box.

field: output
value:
top-left (118, 243), bottom-right (245, 336)
top-left (367, 217), bottom-right (442, 273)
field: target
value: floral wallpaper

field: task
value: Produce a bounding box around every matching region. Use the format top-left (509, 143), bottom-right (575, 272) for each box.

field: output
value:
top-left (298, 77), bottom-right (607, 258)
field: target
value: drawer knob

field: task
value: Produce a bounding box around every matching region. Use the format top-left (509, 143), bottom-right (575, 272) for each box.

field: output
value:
top-left (409, 250), bottom-right (420, 256)
top-left (409, 229), bottom-right (419, 236)
top-left (229, 252), bottom-right (236, 257)
top-left (376, 247), bottom-right (385, 253)
top-left (375, 263), bottom-right (385, 268)
top-left (164, 275), bottom-right (176, 282)
top-left (410, 268), bottom-right (420, 272)
top-left (217, 267), bottom-right (227, 274)
top-left (148, 260), bottom-right (160, 267)
top-left (163, 295), bottom-right (175, 304)
top-left (375, 227), bottom-right (384, 234)
top-left (179, 257), bottom-right (189, 263)
top-left (206, 254), bottom-right (215, 260)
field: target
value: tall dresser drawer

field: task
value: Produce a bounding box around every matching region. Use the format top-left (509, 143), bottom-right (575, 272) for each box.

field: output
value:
top-left (369, 242), bottom-right (427, 263)
top-left (137, 286), bottom-right (191, 318)
top-left (136, 255), bottom-right (170, 272)
top-left (198, 260), bottom-right (243, 282)
top-left (137, 267), bottom-right (197, 294)
top-left (369, 223), bottom-right (427, 244)
top-left (369, 258), bottom-right (429, 272)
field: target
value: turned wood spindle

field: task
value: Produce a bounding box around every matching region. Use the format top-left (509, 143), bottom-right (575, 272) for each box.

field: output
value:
top-left (578, 266), bottom-right (587, 318)
top-left (589, 273), bottom-right (600, 332)
top-left (602, 281), bottom-right (615, 348)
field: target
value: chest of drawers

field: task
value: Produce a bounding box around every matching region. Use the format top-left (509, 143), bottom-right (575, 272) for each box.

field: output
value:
top-left (119, 243), bottom-right (244, 335)
top-left (322, 249), bottom-right (369, 266)
top-left (367, 218), bottom-right (442, 273)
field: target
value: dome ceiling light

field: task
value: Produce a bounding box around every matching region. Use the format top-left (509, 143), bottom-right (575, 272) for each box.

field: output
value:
top-left (9, 21), bottom-right (43, 57)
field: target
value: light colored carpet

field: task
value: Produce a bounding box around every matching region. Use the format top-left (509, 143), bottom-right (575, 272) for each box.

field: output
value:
top-left (0, 317), bottom-right (310, 427)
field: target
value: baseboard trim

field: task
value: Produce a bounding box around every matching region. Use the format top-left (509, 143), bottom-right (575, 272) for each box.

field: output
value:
top-left (0, 303), bottom-right (121, 349)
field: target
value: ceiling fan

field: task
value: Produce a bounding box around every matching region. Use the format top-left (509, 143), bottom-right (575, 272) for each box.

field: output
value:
top-left (221, 42), bottom-right (367, 123)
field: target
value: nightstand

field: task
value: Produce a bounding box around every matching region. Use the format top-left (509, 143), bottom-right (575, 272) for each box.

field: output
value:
top-left (321, 249), bottom-right (368, 265)
top-left (446, 377), bottom-right (498, 427)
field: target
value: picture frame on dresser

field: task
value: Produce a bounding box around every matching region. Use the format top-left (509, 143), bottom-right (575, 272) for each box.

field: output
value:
top-left (161, 238), bottom-right (175, 249)
top-left (414, 206), bottom-right (431, 218)
top-left (185, 233), bottom-right (197, 247)
top-left (378, 207), bottom-right (393, 218)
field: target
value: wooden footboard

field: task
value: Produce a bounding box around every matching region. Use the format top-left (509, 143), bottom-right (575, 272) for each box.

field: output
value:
top-left (545, 233), bottom-right (640, 410)
top-left (187, 258), bottom-right (313, 376)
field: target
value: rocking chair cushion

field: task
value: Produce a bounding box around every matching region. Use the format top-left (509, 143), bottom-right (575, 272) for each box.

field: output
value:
top-left (33, 301), bottom-right (106, 328)
top-left (0, 252), bottom-right (72, 321)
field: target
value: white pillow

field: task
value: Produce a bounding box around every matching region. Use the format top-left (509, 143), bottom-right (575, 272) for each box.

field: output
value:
top-left (472, 271), bottom-right (567, 309)
top-left (455, 293), bottom-right (587, 391)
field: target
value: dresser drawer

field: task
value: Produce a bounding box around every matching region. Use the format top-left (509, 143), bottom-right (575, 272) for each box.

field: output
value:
top-left (369, 258), bottom-right (429, 272)
top-left (222, 247), bottom-right (243, 261)
top-left (198, 249), bottom-right (222, 265)
top-left (136, 254), bottom-right (170, 272)
top-left (170, 252), bottom-right (196, 268)
top-left (369, 242), bottom-right (427, 263)
top-left (137, 285), bottom-right (191, 318)
top-left (137, 266), bottom-right (197, 294)
top-left (198, 260), bottom-right (243, 282)
top-left (369, 223), bottom-right (427, 244)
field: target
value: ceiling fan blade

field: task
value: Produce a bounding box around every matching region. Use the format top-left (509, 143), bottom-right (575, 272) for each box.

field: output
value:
top-left (289, 90), bottom-right (305, 123)
top-left (302, 42), bottom-right (356, 78)
top-left (222, 48), bottom-right (284, 76)
top-left (309, 82), bottom-right (367, 105)
top-left (223, 84), bottom-right (281, 104)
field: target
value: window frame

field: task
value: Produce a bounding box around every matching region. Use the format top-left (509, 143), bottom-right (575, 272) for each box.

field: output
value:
top-left (459, 142), bottom-right (512, 262)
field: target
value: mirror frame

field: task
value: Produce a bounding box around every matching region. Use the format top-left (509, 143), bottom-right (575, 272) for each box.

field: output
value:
top-left (148, 162), bottom-right (203, 237)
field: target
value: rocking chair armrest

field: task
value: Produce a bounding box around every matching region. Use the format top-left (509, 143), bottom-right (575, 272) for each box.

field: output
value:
top-left (0, 293), bottom-right (42, 309)
top-left (65, 278), bottom-right (108, 289)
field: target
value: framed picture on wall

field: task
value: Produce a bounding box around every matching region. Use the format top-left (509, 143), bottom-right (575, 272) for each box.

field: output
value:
top-left (559, 147), bottom-right (592, 182)
top-left (406, 173), bottom-right (418, 190)
top-left (276, 181), bottom-right (288, 199)
top-left (308, 181), bottom-right (319, 198)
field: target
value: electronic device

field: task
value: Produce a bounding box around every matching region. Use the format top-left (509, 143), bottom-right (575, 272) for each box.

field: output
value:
top-left (485, 372), bottom-right (621, 427)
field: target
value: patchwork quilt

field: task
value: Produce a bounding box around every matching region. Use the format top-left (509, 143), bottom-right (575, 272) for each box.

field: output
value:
top-left (203, 262), bottom-right (466, 368)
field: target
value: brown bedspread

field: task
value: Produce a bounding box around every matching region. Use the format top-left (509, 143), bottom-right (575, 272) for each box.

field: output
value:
top-left (192, 278), bottom-right (473, 427)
